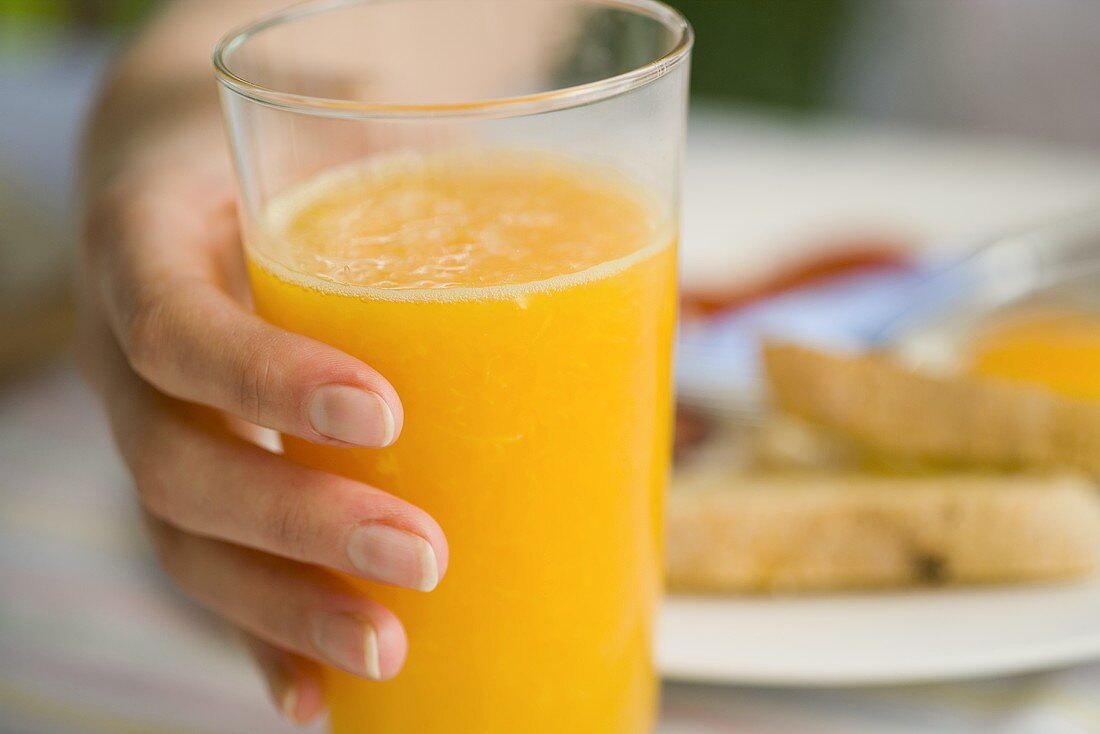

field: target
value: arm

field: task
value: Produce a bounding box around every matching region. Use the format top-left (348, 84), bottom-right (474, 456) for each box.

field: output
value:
top-left (84, 0), bottom-right (272, 187)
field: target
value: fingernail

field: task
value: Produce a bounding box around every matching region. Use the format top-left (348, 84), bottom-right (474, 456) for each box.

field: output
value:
top-left (347, 525), bottom-right (439, 592)
top-left (308, 386), bottom-right (395, 447)
top-left (312, 613), bottom-right (382, 680)
top-left (279, 682), bottom-right (300, 723)
top-left (258, 658), bottom-right (301, 723)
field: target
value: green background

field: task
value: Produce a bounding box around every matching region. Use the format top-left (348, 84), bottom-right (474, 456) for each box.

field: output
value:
top-left (0, 0), bottom-right (849, 111)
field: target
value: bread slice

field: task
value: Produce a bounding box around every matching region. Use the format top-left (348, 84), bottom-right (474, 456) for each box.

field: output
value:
top-left (667, 471), bottom-right (1100, 593)
top-left (763, 341), bottom-right (1100, 473)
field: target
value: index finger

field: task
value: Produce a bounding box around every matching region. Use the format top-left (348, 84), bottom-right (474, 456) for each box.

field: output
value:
top-left (87, 162), bottom-right (401, 448)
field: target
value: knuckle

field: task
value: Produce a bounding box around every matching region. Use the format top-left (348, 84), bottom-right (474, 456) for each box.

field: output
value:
top-left (235, 331), bottom-right (282, 424)
top-left (127, 422), bottom-right (179, 521)
top-left (269, 495), bottom-right (311, 562)
top-left (133, 461), bottom-right (176, 522)
top-left (144, 517), bottom-right (188, 586)
top-left (124, 287), bottom-right (176, 379)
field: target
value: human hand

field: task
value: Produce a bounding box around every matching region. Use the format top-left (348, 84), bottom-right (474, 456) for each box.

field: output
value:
top-left (78, 116), bottom-right (448, 725)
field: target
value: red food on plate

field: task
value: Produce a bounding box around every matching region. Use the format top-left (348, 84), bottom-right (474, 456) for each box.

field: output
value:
top-left (682, 239), bottom-right (913, 320)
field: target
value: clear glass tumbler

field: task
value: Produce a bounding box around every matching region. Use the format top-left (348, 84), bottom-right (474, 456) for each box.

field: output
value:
top-left (215, 2), bottom-right (691, 732)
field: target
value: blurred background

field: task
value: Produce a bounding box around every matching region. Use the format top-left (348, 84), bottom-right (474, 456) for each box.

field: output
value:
top-left (5, 1), bottom-right (1100, 733)
top-left (7, 0), bottom-right (1100, 375)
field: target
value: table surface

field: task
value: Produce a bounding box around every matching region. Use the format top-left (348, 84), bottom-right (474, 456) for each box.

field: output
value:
top-left (3, 366), bottom-right (1100, 734)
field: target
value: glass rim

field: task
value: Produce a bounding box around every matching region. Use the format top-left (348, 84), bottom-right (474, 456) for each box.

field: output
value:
top-left (213, 0), bottom-right (693, 120)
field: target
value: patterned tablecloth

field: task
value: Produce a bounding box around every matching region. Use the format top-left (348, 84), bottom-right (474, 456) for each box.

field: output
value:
top-left (3, 364), bottom-right (1100, 734)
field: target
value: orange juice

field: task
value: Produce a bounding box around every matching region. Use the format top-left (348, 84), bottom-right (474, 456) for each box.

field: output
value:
top-left (247, 152), bottom-right (676, 733)
top-left (971, 309), bottom-right (1100, 400)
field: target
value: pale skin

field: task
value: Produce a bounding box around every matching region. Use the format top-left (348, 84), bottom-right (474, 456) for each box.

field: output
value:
top-left (78, 1), bottom-right (454, 725)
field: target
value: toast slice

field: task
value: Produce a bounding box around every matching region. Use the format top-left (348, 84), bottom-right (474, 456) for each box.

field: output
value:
top-left (763, 342), bottom-right (1100, 474)
top-left (667, 470), bottom-right (1100, 593)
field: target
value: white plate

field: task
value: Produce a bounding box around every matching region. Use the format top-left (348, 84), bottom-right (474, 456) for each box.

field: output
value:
top-left (658, 577), bottom-right (1100, 686)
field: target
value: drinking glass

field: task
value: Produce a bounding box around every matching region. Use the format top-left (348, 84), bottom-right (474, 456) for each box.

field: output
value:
top-left (215, 2), bottom-right (691, 731)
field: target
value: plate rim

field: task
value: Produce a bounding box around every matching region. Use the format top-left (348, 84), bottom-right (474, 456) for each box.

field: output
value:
top-left (657, 583), bottom-right (1100, 687)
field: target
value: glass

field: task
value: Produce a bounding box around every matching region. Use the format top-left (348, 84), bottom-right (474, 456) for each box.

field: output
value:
top-left (215, 1), bottom-right (691, 732)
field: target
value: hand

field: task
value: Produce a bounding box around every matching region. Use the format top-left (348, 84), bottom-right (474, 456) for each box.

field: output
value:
top-left (78, 117), bottom-right (448, 725)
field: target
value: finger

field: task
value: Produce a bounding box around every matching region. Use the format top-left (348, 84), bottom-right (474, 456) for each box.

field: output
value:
top-left (84, 269), bottom-right (446, 592)
top-left (107, 354), bottom-right (445, 591)
top-left (86, 168), bottom-right (402, 448)
top-left (241, 631), bottom-right (326, 725)
top-left (147, 512), bottom-right (408, 681)
top-left (77, 265), bottom-right (283, 455)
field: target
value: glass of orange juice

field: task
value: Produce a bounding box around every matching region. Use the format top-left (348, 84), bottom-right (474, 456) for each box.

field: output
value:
top-left (215, 2), bottom-right (691, 731)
